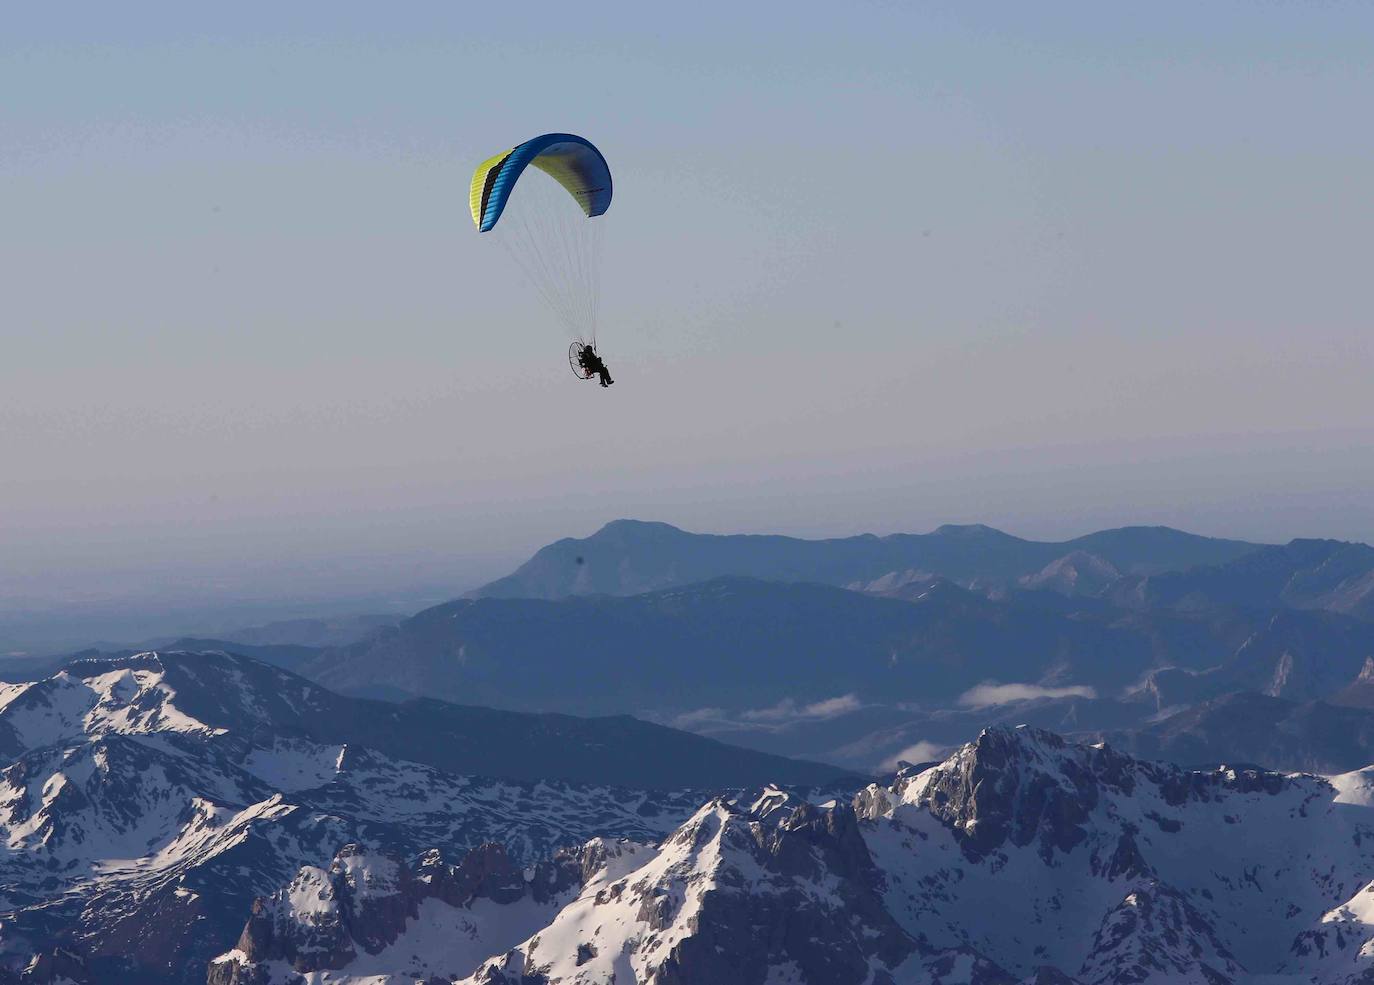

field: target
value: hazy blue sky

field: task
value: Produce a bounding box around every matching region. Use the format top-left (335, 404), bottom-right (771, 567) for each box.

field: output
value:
top-left (4, 2), bottom-right (1373, 619)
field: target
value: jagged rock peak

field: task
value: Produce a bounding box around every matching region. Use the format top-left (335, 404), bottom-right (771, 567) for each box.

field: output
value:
top-left (867, 725), bottom-right (1299, 864)
top-left (210, 841), bottom-right (586, 985)
top-left (902, 726), bottom-right (1132, 860)
top-left (462, 792), bottom-right (922, 985)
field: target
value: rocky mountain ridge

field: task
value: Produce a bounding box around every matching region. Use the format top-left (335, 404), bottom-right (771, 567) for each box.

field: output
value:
top-left (0, 651), bottom-right (844, 985)
top-left (208, 841), bottom-right (586, 985)
top-left (216, 725), bottom-right (1374, 984)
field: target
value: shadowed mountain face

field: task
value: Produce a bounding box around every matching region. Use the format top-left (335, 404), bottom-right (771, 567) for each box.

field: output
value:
top-left (306, 576), bottom-right (1273, 719)
top-left (1330, 657), bottom-right (1374, 708)
top-left (25, 651), bottom-right (849, 791)
top-left (300, 570), bottom-right (1374, 772)
top-left (1106, 538), bottom-right (1374, 619)
top-left (1094, 691), bottom-right (1374, 774)
top-left (472, 519), bottom-right (1262, 600)
top-left (1134, 607), bottom-right (1374, 712)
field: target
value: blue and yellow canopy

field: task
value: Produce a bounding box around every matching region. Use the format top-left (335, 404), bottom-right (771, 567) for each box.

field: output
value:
top-left (470, 133), bottom-right (612, 232)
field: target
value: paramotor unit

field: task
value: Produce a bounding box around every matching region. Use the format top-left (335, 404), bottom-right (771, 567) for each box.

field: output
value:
top-left (570, 341), bottom-right (614, 387)
top-left (569, 341), bottom-right (594, 380)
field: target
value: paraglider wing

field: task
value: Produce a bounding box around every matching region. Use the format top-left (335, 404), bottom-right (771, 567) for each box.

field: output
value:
top-left (470, 133), bottom-right (612, 232)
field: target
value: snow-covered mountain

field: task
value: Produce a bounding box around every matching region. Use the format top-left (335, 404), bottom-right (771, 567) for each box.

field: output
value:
top-left (20, 648), bottom-right (1374, 984)
top-left (215, 794), bottom-right (999, 985)
top-left (0, 651), bottom-right (832, 985)
top-left (217, 725), bottom-right (1374, 985)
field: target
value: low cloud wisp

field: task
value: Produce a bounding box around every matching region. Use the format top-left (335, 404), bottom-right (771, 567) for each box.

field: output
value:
top-left (957, 682), bottom-right (1097, 709)
top-left (740, 694), bottom-right (863, 724)
top-left (879, 741), bottom-right (946, 772)
top-left (668, 694), bottom-right (864, 732)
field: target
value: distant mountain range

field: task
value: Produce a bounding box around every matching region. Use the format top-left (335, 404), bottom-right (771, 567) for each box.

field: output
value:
top-left (303, 576), bottom-right (1263, 716)
top-left (474, 520), bottom-right (1374, 627)
top-left (422, 520), bottom-right (1374, 773)
top-left (28, 520), bottom-right (1374, 776)
top-left (296, 573), bottom-right (1374, 771)
top-left (472, 519), bottom-right (1264, 600)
